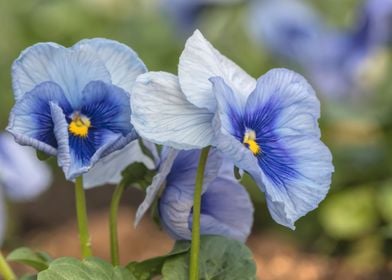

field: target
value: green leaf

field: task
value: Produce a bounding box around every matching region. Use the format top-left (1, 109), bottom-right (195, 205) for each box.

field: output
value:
top-left (7, 247), bottom-right (52, 271)
top-left (319, 186), bottom-right (378, 239)
top-left (162, 235), bottom-right (257, 280)
top-left (377, 181), bottom-right (392, 223)
top-left (20, 275), bottom-right (37, 280)
top-left (126, 240), bottom-right (191, 280)
top-left (37, 257), bottom-right (136, 280)
top-left (36, 150), bottom-right (51, 161)
top-left (120, 162), bottom-right (155, 191)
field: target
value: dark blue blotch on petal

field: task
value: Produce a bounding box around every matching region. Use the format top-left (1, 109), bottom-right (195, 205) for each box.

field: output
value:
top-left (7, 81), bottom-right (72, 152)
top-left (80, 81), bottom-right (133, 136)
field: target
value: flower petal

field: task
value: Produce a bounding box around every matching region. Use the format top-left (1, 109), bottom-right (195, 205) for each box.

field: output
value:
top-left (260, 135), bottom-right (333, 229)
top-left (179, 30), bottom-right (256, 112)
top-left (159, 152), bottom-right (252, 241)
top-left (83, 140), bottom-right (156, 188)
top-left (134, 147), bottom-right (178, 226)
top-left (0, 132), bottom-right (52, 201)
top-left (74, 38), bottom-right (147, 93)
top-left (50, 102), bottom-right (136, 180)
top-left (245, 69), bottom-right (321, 137)
top-left (7, 81), bottom-right (72, 155)
top-left (81, 81), bottom-right (133, 135)
top-left (12, 42), bottom-right (111, 107)
top-left (131, 71), bottom-right (214, 150)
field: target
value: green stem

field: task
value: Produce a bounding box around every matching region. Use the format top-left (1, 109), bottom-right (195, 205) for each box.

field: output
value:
top-left (0, 252), bottom-right (16, 280)
top-left (75, 176), bottom-right (92, 258)
top-left (189, 147), bottom-right (210, 280)
top-left (109, 182), bottom-right (126, 266)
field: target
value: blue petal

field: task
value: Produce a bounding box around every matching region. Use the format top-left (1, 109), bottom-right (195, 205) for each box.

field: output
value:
top-left (74, 38), bottom-right (147, 93)
top-left (159, 153), bottom-right (253, 241)
top-left (80, 81), bottom-right (133, 135)
top-left (245, 69), bottom-right (321, 138)
top-left (0, 133), bottom-right (52, 201)
top-left (50, 102), bottom-right (137, 180)
top-left (7, 81), bottom-right (72, 155)
top-left (134, 147), bottom-right (179, 226)
top-left (83, 140), bottom-right (156, 189)
top-left (12, 42), bottom-right (111, 107)
top-left (260, 135), bottom-right (333, 229)
top-left (0, 190), bottom-right (5, 245)
top-left (131, 72), bottom-right (214, 150)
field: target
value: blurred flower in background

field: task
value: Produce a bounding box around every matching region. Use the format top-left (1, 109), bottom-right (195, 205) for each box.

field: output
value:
top-left (0, 132), bottom-right (52, 243)
top-left (248, 0), bottom-right (391, 98)
top-left (160, 0), bottom-right (242, 34)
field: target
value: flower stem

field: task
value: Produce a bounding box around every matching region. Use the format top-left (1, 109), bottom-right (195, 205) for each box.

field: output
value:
top-left (109, 182), bottom-right (126, 266)
top-left (189, 146), bottom-right (210, 280)
top-left (0, 252), bottom-right (16, 280)
top-left (75, 176), bottom-right (92, 258)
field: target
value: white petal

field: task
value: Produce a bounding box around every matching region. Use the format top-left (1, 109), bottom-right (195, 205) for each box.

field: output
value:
top-left (179, 30), bottom-right (256, 112)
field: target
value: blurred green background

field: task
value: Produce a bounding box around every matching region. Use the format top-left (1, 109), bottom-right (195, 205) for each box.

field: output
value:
top-left (1, 0), bottom-right (392, 279)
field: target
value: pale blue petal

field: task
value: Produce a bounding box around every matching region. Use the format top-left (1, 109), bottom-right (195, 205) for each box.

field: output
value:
top-left (261, 135), bottom-right (333, 229)
top-left (131, 71), bottom-right (214, 150)
top-left (246, 69), bottom-right (321, 138)
top-left (83, 140), bottom-right (156, 189)
top-left (178, 30), bottom-right (256, 112)
top-left (74, 38), bottom-right (147, 93)
top-left (134, 148), bottom-right (178, 226)
top-left (159, 152), bottom-right (253, 241)
top-left (0, 133), bottom-right (52, 201)
top-left (7, 81), bottom-right (72, 156)
top-left (12, 42), bottom-right (111, 107)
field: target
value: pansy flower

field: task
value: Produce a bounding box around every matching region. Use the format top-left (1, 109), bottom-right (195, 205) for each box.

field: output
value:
top-left (158, 149), bottom-right (253, 242)
top-left (248, 0), bottom-right (390, 98)
top-left (7, 38), bottom-right (146, 180)
top-left (0, 132), bottom-right (52, 243)
top-left (131, 30), bottom-right (333, 229)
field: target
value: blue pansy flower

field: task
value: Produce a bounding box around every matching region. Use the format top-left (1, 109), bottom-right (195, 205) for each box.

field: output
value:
top-left (7, 38), bottom-right (146, 180)
top-left (132, 30), bottom-right (333, 229)
top-left (159, 149), bottom-right (253, 242)
top-left (0, 132), bottom-right (52, 243)
top-left (160, 0), bottom-right (242, 34)
top-left (248, 0), bottom-right (390, 98)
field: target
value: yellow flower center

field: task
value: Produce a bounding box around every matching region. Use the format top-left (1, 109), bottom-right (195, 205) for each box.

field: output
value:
top-left (243, 129), bottom-right (261, 155)
top-left (68, 113), bottom-right (91, 138)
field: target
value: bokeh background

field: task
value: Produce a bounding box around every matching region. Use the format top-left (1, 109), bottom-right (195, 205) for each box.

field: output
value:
top-left (0, 0), bottom-right (392, 279)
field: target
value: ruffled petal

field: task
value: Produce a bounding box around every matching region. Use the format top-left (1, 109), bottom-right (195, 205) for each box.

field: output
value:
top-left (83, 140), bottom-right (156, 188)
top-left (260, 135), bottom-right (333, 229)
top-left (245, 69), bottom-right (321, 138)
top-left (7, 81), bottom-right (72, 155)
top-left (12, 42), bottom-right (111, 107)
top-left (134, 147), bottom-right (178, 226)
top-left (131, 71), bottom-right (214, 150)
top-left (74, 38), bottom-right (147, 93)
top-left (179, 30), bottom-right (256, 112)
top-left (0, 190), bottom-right (5, 245)
top-left (0, 133), bottom-right (52, 201)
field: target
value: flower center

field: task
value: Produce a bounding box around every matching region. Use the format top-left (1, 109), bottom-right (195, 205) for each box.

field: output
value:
top-left (68, 113), bottom-right (91, 138)
top-left (243, 129), bottom-right (261, 155)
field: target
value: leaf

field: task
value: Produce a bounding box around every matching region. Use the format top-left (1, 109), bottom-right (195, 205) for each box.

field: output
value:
top-left (319, 186), bottom-right (378, 239)
top-left (36, 150), bottom-right (51, 161)
top-left (126, 240), bottom-right (191, 280)
top-left (20, 275), bottom-right (37, 280)
top-left (120, 162), bottom-right (155, 191)
top-left (162, 235), bottom-right (257, 280)
top-left (37, 257), bottom-right (136, 280)
top-left (7, 247), bottom-right (52, 271)
top-left (377, 180), bottom-right (392, 223)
